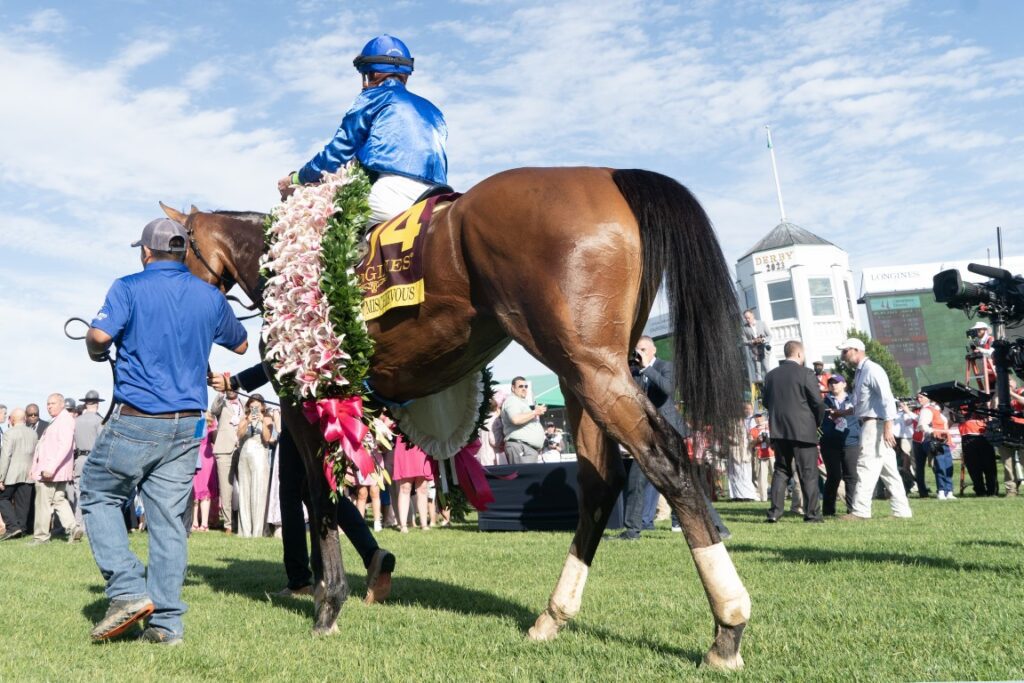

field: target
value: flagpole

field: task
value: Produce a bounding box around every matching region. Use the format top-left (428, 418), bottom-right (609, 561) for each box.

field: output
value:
top-left (765, 124), bottom-right (787, 222)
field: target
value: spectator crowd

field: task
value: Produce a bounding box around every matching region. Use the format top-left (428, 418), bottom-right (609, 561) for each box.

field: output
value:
top-left (722, 336), bottom-right (1024, 523)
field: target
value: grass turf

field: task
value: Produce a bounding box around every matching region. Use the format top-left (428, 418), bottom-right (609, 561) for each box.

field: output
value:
top-left (1, 493), bottom-right (1023, 682)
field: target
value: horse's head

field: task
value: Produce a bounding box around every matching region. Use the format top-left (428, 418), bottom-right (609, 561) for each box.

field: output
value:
top-left (159, 201), bottom-right (224, 289)
top-left (159, 201), bottom-right (266, 308)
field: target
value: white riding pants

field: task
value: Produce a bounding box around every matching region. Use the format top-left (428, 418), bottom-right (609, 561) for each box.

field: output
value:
top-left (368, 174), bottom-right (433, 225)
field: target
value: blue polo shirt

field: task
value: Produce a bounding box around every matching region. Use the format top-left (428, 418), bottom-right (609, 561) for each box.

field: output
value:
top-left (91, 261), bottom-right (248, 413)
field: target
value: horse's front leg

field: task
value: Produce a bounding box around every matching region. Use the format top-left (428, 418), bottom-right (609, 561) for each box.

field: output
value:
top-left (528, 395), bottom-right (624, 641)
top-left (292, 428), bottom-right (349, 635)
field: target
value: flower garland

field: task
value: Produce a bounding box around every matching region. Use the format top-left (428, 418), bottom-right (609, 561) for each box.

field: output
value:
top-left (260, 164), bottom-right (391, 493)
top-left (259, 162), bottom-right (497, 510)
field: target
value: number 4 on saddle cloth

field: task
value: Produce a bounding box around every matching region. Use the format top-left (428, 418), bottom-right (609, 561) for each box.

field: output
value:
top-left (356, 191), bottom-right (461, 321)
top-left (352, 187), bottom-right (492, 508)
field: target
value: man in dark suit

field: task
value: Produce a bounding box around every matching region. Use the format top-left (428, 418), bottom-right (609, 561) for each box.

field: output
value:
top-left (615, 336), bottom-right (728, 539)
top-left (25, 404), bottom-right (49, 438)
top-left (763, 340), bottom-right (826, 523)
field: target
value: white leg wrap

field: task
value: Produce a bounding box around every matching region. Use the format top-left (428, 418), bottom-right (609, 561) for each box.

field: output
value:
top-left (528, 554), bottom-right (589, 641)
top-left (692, 543), bottom-right (750, 626)
top-left (549, 554), bottom-right (589, 621)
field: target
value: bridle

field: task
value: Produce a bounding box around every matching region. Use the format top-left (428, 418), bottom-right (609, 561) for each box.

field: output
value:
top-left (185, 213), bottom-right (262, 321)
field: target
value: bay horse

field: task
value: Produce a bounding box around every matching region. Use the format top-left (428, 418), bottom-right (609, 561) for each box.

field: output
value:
top-left (166, 166), bottom-right (751, 670)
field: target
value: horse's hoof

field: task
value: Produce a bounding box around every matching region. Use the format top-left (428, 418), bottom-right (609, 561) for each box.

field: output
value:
top-left (527, 611), bottom-right (561, 642)
top-left (312, 623), bottom-right (339, 637)
top-left (702, 650), bottom-right (744, 671)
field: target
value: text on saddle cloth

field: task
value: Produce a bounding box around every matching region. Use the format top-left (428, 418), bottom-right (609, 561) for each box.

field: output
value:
top-left (356, 192), bottom-right (461, 321)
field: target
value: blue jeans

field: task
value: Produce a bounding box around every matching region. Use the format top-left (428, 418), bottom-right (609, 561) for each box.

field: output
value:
top-left (641, 481), bottom-right (659, 530)
top-left (81, 411), bottom-right (201, 638)
top-left (932, 445), bottom-right (954, 494)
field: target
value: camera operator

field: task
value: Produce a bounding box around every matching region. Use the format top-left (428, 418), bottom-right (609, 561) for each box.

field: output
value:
top-left (933, 262), bottom-right (1024, 496)
top-left (968, 321), bottom-right (994, 353)
top-left (957, 406), bottom-right (997, 497)
top-left (966, 321), bottom-right (996, 388)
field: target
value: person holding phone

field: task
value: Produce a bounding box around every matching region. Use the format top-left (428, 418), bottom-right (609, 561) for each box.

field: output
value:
top-left (235, 395), bottom-right (275, 537)
top-left (501, 377), bottom-right (546, 464)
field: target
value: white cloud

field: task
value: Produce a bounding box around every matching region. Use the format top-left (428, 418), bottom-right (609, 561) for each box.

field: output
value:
top-left (18, 8), bottom-right (68, 34)
top-left (108, 39), bottom-right (172, 73)
top-left (0, 39), bottom-right (294, 209)
top-left (183, 62), bottom-right (222, 91)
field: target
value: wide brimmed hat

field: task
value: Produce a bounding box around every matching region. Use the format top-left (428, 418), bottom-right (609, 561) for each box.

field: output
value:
top-left (79, 389), bottom-right (105, 403)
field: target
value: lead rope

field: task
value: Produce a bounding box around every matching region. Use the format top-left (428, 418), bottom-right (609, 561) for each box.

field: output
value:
top-left (63, 317), bottom-right (116, 424)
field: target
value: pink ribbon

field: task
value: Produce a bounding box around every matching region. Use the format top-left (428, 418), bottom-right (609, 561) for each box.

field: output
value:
top-left (451, 440), bottom-right (496, 511)
top-left (302, 397), bottom-right (374, 491)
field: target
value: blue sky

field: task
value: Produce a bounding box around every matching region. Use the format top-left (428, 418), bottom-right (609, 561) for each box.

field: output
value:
top-left (1, 0), bottom-right (1022, 411)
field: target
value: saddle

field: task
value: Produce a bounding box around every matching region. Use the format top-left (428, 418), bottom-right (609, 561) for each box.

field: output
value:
top-left (355, 187), bottom-right (461, 321)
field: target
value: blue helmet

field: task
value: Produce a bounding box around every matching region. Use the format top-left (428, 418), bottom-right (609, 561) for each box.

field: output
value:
top-left (353, 35), bottom-right (414, 75)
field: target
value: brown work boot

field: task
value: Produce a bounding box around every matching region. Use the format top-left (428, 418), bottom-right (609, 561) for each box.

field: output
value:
top-left (838, 513), bottom-right (869, 522)
top-left (91, 597), bottom-right (155, 641)
top-left (272, 584), bottom-right (313, 598)
top-left (364, 548), bottom-right (395, 605)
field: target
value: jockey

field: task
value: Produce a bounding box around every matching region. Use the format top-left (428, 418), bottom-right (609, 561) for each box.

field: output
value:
top-left (277, 34), bottom-right (448, 225)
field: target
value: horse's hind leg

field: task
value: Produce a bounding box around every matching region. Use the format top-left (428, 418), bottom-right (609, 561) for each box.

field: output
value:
top-left (286, 407), bottom-right (350, 635)
top-left (528, 390), bottom-right (625, 642)
top-left (560, 364), bottom-right (750, 670)
top-left (636, 404), bottom-right (749, 670)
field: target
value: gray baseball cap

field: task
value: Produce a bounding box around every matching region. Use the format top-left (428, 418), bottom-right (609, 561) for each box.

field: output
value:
top-left (132, 218), bottom-right (187, 252)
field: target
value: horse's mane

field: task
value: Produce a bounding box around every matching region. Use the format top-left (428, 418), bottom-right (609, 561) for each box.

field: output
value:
top-left (212, 210), bottom-right (268, 222)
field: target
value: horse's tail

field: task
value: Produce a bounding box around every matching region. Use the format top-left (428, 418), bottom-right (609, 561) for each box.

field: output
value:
top-left (612, 169), bottom-right (744, 442)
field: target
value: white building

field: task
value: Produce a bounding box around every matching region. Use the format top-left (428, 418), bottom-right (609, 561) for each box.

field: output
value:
top-left (734, 221), bottom-right (858, 375)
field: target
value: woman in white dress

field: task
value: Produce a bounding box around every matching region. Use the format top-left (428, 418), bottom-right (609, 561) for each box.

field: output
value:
top-left (235, 395), bottom-right (275, 537)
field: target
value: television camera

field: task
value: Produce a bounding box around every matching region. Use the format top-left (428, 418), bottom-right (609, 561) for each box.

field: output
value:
top-left (930, 263), bottom-right (1024, 447)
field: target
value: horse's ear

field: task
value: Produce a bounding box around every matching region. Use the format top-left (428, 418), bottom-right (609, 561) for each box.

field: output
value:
top-left (189, 205), bottom-right (200, 215)
top-left (159, 202), bottom-right (188, 223)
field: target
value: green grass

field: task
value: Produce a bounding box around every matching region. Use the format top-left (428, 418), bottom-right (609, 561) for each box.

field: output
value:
top-left (2, 494), bottom-right (1023, 682)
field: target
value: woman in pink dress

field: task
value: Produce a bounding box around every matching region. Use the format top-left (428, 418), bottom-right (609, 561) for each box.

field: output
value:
top-left (475, 389), bottom-right (509, 467)
top-left (392, 435), bottom-right (433, 533)
top-left (192, 415), bottom-right (219, 531)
